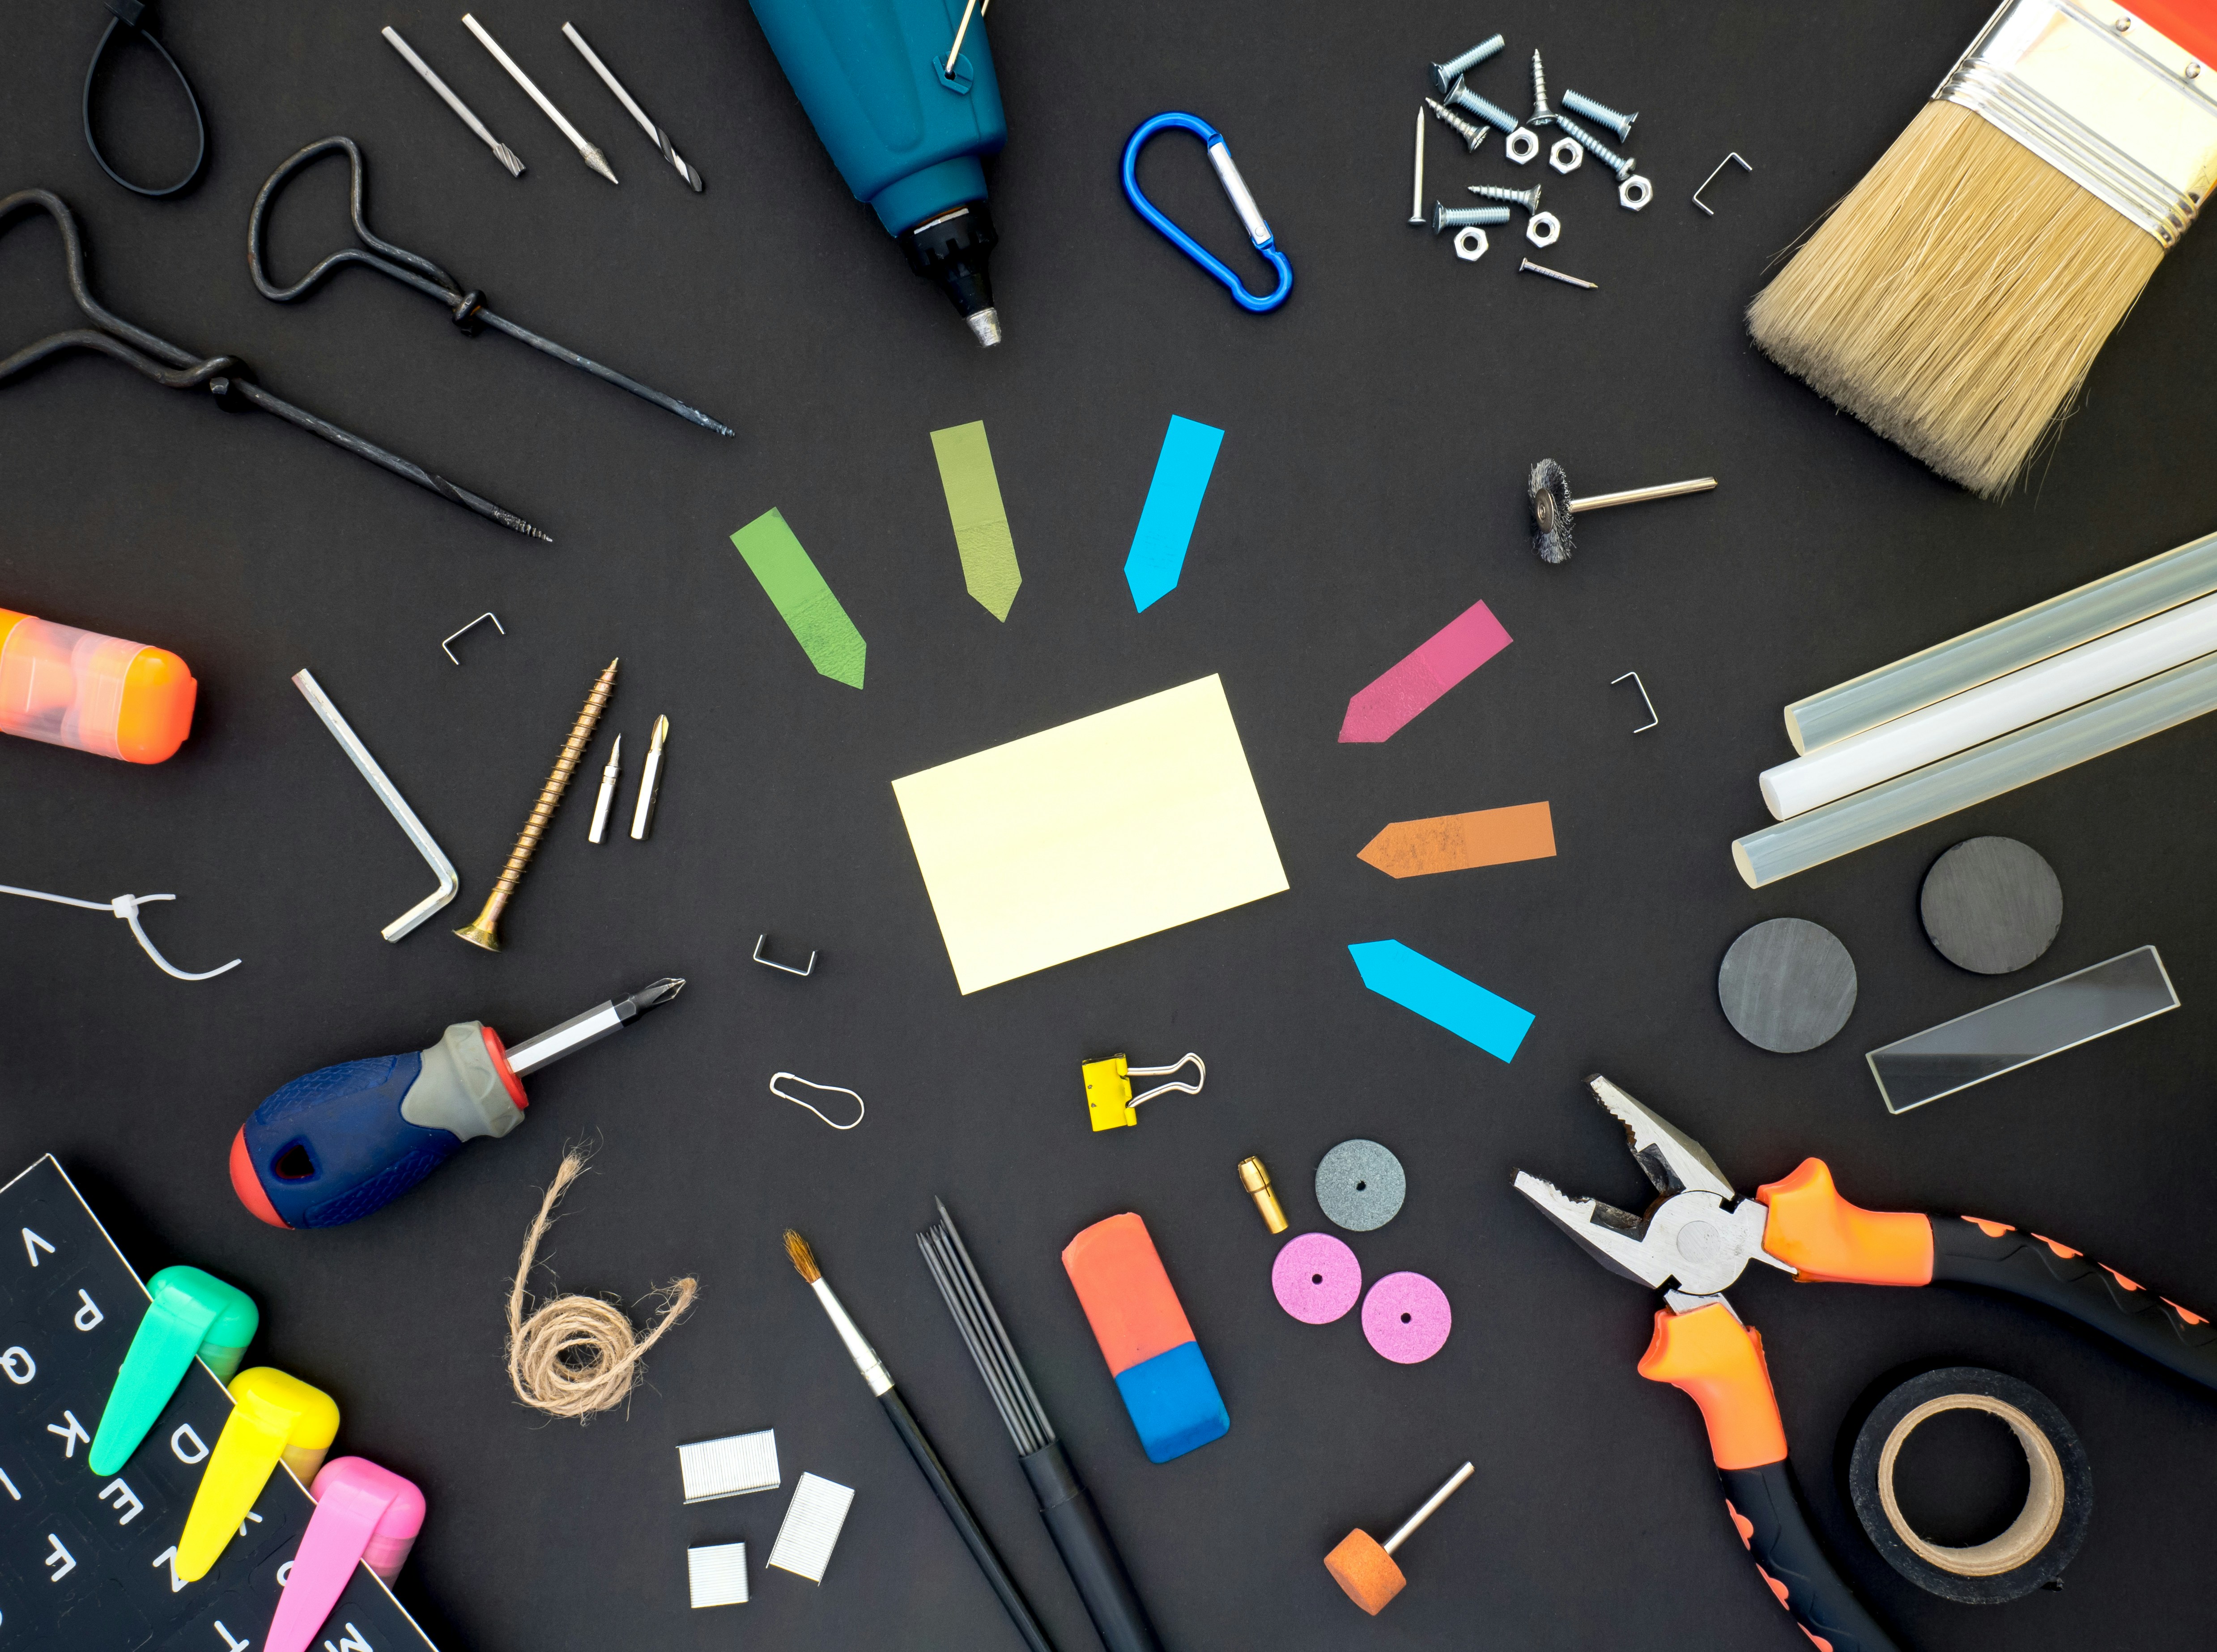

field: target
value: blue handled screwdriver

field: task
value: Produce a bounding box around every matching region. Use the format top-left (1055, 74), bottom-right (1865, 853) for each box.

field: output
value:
top-left (229, 977), bottom-right (684, 1229)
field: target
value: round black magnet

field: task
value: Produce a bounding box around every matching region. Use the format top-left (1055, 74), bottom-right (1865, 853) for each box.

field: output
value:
top-left (1314, 1139), bottom-right (1404, 1232)
top-left (1848, 1366), bottom-right (2090, 1604)
top-left (1920, 837), bottom-right (2062, 974)
top-left (1716, 917), bottom-right (1857, 1053)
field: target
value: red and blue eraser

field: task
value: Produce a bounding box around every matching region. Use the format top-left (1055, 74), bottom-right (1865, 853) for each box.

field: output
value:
top-left (266, 1457), bottom-right (426, 1652)
top-left (1062, 1212), bottom-right (1228, 1463)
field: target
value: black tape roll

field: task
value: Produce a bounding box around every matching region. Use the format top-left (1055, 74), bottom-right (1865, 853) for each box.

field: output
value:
top-left (1848, 1367), bottom-right (2090, 1604)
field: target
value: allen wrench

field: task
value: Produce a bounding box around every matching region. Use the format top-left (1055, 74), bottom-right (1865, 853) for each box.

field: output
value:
top-left (442, 611), bottom-right (505, 664)
top-left (1611, 671), bottom-right (1660, 733)
top-left (1692, 153), bottom-right (1752, 216)
top-left (753, 934), bottom-right (817, 977)
top-left (293, 669), bottom-right (461, 940)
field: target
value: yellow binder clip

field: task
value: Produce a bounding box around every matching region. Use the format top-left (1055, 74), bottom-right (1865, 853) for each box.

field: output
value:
top-left (1081, 1052), bottom-right (1205, 1132)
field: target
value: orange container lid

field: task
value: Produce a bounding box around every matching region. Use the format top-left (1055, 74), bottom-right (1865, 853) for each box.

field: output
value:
top-left (116, 644), bottom-right (198, 764)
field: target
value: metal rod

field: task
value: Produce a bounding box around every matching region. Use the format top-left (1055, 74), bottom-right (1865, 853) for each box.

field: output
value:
top-left (1382, 1462), bottom-right (1474, 1556)
top-left (945, 0), bottom-right (988, 75)
top-left (291, 669), bottom-right (460, 941)
top-left (462, 13), bottom-right (617, 183)
top-left (562, 23), bottom-right (701, 191)
top-left (1571, 477), bottom-right (1717, 513)
top-left (382, 26), bottom-right (524, 176)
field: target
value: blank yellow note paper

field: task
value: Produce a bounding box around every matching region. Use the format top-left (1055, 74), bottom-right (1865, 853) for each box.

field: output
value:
top-left (892, 676), bottom-right (1289, 994)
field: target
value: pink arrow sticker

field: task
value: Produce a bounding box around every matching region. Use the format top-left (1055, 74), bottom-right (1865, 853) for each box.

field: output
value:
top-left (1339, 601), bottom-right (1511, 743)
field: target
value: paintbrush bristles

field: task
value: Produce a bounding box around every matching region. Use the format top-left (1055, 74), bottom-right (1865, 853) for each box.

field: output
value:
top-left (783, 1229), bottom-right (821, 1283)
top-left (1749, 101), bottom-right (2166, 500)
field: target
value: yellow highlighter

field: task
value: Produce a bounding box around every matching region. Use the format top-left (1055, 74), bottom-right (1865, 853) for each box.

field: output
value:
top-left (175, 1367), bottom-right (340, 1582)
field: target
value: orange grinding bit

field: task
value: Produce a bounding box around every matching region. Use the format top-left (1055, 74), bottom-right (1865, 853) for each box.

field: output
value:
top-left (1323, 1460), bottom-right (1473, 1615)
top-left (1324, 1529), bottom-right (1406, 1614)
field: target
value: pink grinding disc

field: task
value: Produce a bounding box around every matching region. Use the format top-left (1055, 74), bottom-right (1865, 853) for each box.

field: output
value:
top-left (1362, 1271), bottom-right (1451, 1363)
top-left (1271, 1232), bottom-right (1362, 1324)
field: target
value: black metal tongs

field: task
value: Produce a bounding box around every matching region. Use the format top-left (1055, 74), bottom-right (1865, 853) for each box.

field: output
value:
top-left (0, 189), bottom-right (548, 539)
top-left (248, 138), bottom-right (733, 437)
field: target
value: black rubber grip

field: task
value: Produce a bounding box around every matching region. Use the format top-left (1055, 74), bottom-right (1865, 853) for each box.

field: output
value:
top-left (1930, 1215), bottom-right (2217, 1390)
top-left (1717, 1461), bottom-right (1900, 1652)
top-left (878, 1390), bottom-right (1057, 1652)
top-left (1021, 1441), bottom-right (1164, 1652)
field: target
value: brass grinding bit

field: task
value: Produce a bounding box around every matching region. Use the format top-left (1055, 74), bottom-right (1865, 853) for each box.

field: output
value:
top-left (455, 657), bottom-right (618, 951)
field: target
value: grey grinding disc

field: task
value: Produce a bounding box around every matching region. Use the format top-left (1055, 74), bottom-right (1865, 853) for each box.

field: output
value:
top-left (1920, 837), bottom-right (2062, 975)
top-left (1717, 917), bottom-right (1858, 1053)
top-left (1315, 1139), bottom-right (1405, 1232)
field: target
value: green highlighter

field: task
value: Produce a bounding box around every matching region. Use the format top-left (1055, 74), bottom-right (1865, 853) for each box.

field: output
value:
top-left (89, 1266), bottom-right (259, 1476)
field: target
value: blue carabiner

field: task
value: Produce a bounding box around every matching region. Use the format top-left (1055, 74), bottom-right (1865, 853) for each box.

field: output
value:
top-left (1121, 112), bottom-right (1294, 314)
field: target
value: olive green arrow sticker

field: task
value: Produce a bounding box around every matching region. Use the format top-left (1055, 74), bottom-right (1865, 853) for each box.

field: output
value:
top-left (929, 420), bottom-right (1021, 621)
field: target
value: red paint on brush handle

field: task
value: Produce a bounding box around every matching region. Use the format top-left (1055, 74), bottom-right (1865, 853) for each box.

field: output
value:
top-left (2127, 0), bottom-right (2217, 67)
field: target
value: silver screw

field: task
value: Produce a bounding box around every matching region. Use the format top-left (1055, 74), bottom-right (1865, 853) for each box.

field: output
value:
top-left (1433, 203), bottom-right (1511, 234)
top-left (1424, 96), bottom-right (1488, 153)
top-left (1554, 114), bottom-right (1635, 181)
top-left (1429, 34), bottom-right (1505, 98)
top-left (1470, 183), bottom-right (1543, 214)
top-left (1446, 79), bottom-right (1521, 134)
top-left (1561, 89), bottom-right (1637, 141)
top-left (1529, 51), bottom-right (1555, 126)
top-left (2188, 61), bottom-right (2202, 78)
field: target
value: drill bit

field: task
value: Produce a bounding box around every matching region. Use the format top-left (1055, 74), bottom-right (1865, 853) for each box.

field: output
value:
top-left (587, 733), bottom-right (621, 843)
top-left (382, 27), bottom-right (525, 177)
top-left (455, 658), bottom-right (619, 951)
top-left (462, 13), bottom-right (618, 185)
top-left (562, 23), bottom-right (702, 191)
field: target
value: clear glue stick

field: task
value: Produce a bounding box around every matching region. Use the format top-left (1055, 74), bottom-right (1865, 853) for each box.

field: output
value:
top-left (0, 608), bottom-right (197, 763)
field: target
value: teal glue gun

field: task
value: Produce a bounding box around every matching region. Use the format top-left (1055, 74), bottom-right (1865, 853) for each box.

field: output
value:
top-left (89, 1265), bottom-right (259, 1475)
top-left (747, 0), bottom-right (1009, 344)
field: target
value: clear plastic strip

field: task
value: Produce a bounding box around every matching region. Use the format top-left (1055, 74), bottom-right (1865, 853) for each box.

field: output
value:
top-left (1868, 946), bottom-right (2177, 1113)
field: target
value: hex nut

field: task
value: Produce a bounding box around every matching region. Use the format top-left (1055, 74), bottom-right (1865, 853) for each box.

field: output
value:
top-left (1504, 127), bottom-right (1540, 165)
top-left (1525, 211), bottom-right (1561, 248)
top-left (1618, 174), bottom-right (1653, 212)
top-left (1453, 225), bottom-right (1489, 262)
top-left (1549, 137), bottom-right (1583, 174)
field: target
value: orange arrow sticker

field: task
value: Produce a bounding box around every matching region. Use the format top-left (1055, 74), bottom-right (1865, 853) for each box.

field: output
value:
top-left (1357, 803), bottom-right (1555, 878)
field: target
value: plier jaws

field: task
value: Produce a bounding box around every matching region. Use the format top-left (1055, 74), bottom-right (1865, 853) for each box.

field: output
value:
top-left (1513, 1077), bottom-right (1794, 1299)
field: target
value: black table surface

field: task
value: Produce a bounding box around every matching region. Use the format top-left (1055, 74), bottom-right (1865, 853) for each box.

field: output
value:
top-left (5, 2), bottom-right (2216, 1648)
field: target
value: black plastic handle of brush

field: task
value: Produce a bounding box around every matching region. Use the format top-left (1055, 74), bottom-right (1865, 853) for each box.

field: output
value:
top-left (879, 1388), bottom-right (1058, 1652)
top-left (1022, 1440), bottom-right (1164, 1652)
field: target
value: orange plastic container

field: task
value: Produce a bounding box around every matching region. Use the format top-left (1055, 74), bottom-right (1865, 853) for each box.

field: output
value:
top-left (0, 609), bottom-right (197, 763)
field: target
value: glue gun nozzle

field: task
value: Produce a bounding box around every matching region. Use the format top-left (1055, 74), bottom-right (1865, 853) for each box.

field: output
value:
top-left (966, 307), bottom-right (1003, 348)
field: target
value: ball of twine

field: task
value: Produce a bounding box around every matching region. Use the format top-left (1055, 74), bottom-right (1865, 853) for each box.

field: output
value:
top-left (506, 1151), bottom-right (697, 1419)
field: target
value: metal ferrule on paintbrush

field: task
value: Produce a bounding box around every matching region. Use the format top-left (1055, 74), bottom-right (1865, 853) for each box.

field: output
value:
top-left (1940, 0), bottom-right (2217, 246)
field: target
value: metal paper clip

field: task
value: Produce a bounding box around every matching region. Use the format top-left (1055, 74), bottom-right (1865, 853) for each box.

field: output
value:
top-left (1080, 1052), bottom-right (1205, 1132)
top-left (1122, 113), bottom-right (1293, 313)
top-left (753, 934), bottom-right (817, 977)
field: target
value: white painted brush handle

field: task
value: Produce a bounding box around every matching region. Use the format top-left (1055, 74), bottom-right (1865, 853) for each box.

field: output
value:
top-left (1761, 590), bottom-right (2217, 820)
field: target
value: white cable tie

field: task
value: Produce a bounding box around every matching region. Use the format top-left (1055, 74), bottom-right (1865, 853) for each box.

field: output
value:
top-left (769, 1072), bottom-right (864, 1130)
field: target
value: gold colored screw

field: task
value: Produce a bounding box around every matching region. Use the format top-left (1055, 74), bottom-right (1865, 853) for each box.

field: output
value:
top-left (454, 657), bottom-right (619, 951)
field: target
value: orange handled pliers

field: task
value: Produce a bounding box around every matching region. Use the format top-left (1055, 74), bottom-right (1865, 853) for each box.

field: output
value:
top-left (1515, 1075), bottom-right (2217, 1652)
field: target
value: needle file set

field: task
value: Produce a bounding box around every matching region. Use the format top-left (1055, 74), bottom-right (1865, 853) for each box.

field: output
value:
top-left (1734, 528), bottom-right (2217, 885)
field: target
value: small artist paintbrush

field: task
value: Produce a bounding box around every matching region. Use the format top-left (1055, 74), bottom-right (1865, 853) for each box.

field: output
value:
top-left (783, 1230), bottom-right (1057, 1652)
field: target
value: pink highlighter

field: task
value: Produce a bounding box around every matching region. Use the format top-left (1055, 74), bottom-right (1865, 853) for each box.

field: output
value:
top-left (266, 1457), bottom-right (426, 1652)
